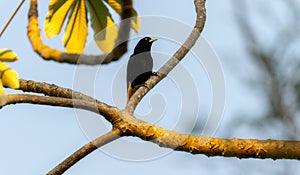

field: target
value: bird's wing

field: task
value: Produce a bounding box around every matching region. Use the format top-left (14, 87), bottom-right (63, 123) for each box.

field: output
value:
top-left (127, 52), bottom-right (154, 88)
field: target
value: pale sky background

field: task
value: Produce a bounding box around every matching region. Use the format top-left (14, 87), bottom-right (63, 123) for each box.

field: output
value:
top-left (0, 0), bottom-right (299, 175)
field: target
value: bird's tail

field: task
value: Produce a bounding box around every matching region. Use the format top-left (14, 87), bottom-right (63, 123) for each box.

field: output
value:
top-left (127, 83), bottom-right (136, 101)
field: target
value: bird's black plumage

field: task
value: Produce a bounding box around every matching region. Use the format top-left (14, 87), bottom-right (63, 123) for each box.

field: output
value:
top-left (127, 37), bottom-right (157, 100)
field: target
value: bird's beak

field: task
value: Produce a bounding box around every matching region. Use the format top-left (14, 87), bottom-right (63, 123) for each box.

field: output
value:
top-left (149, 38), bottom-right (158, 43)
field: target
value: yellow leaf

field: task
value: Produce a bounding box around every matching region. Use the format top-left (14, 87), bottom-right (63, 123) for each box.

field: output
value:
top-left (2, 69), bottom-right (20, 89)
top-left (0, 81), bottom-right (6, 106)
top-left (105, 0), bottom-right (140, 33)
top-left (0, 62), bottom-right (10, 71)
top-left (63, 0), bottom-right (88, 53)
top-left (44, 0), bottom-right (74, 38)
top-left (48, 0), bottom-right (60, 6)
top-left (95, 16), bottom-right (118, 53)
top-left (131, 15), bottom-right (140, 33)
top-left (106, 0), bottom-right (121, 14)
top-left (0, 48), bottom-right (19, 62)
top-left (0, 62), bottom-right (19, 89)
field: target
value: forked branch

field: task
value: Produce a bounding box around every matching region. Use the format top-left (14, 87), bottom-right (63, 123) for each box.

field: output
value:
top-left (1, 0), bottom-right (298, 175)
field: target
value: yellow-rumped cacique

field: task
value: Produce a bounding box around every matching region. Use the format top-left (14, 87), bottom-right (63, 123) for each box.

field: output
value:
top-left (126, 37), bottom-right (158, 100)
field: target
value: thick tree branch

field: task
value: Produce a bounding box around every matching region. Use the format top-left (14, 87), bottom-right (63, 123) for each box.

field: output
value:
top-left (2, 79), bottom-right (300, 175)
top-left (2, 0), bottom-right (296, 173)
top-left (3, 91), bottom-right (300, 161)
top-left (46, 129), bottom-right (121, 175)
top-left (113, 110), bottom-right (300, 160)
top-left (18, 79), bottom-right (95, 101)
top-left (27, 0), bottom-right (132, 65)
top-left (125, 0), bottom-right (206, 113)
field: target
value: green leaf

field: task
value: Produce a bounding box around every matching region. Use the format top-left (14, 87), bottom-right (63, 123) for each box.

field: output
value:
top-left (86, 0), bottom-right (111, 40)
top-left (87, 0), bottom-right (118, 53)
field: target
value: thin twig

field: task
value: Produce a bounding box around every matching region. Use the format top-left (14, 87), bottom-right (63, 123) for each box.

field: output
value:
top-left (0, 0), bottom-right (25, 37)
top-left (46, 129), bottom-right (121, 175)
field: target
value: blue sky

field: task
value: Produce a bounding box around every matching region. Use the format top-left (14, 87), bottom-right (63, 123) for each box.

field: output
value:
top-left (0, 0), bottom-right (299, 175)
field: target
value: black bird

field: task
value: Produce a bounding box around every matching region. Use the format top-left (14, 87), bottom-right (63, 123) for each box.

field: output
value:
top-left (127, 37), bottom-right (157, 100)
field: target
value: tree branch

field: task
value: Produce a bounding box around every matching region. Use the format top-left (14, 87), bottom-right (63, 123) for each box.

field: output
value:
top-left (3, 0), bottom-right (297, 173)
top-left (125, 0), bottom-right (207, 113)
top-left (3, 92), bottom-right (300, 161)
top-left (18, 79), bottom-right (95, 101)
top-left (4, 94), bottom-right (98, 112)
top-left (15, 80), bottom-right (123, 125)
top-left (27, 0), bottom-right (132, 65)
top-left (46, 129), bottom-right (121, 175)
top-left (113, 110), bottom-right (300, 160)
